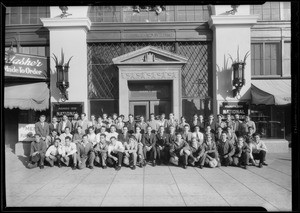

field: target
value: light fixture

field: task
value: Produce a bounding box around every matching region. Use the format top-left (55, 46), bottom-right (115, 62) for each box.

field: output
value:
top-left (5, 37), bottom-right (21, 65)
top-left (52, 50), bottom-right (73, 101)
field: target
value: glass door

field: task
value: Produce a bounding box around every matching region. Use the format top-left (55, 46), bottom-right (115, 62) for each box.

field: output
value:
top-left (129, 101), bottom-right (150, 121)
top-left (150, 100), bottom-right (171, 118)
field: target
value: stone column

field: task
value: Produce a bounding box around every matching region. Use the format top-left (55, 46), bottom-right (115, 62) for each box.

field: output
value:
top-left (208, 5), bottom-right (258, 115)
top-left (41, 6), bottom-right (91, 115)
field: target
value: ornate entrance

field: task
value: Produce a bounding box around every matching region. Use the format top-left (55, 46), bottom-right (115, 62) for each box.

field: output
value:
top-left (128, 81), bottom-right (171, 120)
top-left (112, 46), bottom-right (187, 119)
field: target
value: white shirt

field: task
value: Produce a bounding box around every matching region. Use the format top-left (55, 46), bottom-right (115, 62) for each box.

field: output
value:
top-left (106, 132), bottom-right (119, 142)
top-left (62, 142), bottom-right (77, 156)
top-left (87, 133), bottom-right (97, 145)
top-left (45, 145), bottom-right (61, 157)
top-left (192, 132), bottom-right (204, 144)
top-left (108, 141), bottom-right (124, 155)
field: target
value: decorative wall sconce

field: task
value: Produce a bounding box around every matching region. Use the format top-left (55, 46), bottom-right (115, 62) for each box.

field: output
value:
top-left (229, 48), bottom-right (250, 99)
top-left (52, 50), bottom-right (73, 101)
top-left (5, 37), bottom-right (21, 65)
top-left (59, 6), bottom-right (72, 18)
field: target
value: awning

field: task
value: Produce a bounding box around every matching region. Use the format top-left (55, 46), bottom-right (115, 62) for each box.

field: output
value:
top-left (4, 82), bottom-right (49, 111)
top-left (251, 79), bottom-right (291, 105)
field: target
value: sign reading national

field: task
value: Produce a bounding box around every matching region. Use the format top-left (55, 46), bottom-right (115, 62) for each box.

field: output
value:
top-left (52, 102), bottom-right (84, 121)
top-left (5, 53), bottom-right (48, 79)
top-left (220, 102), bottom-right (249, 120)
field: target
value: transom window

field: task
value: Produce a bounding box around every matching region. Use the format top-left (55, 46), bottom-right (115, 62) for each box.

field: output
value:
top-left (250, 2), bottom-right (291, 21)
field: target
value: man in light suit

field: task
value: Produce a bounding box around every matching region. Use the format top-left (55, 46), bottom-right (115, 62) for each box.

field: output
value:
top-left (58, 114), bottom-right (72, 135)
top-left (35, 115), bottom-right (50, 141)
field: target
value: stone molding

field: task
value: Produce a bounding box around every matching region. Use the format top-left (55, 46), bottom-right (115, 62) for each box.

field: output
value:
top-left (121, 71), bottom-right (178, 80)
top-left (40, 17), bottom-right (92, 32)
top-left (208, 15), bottom-right (258, 29)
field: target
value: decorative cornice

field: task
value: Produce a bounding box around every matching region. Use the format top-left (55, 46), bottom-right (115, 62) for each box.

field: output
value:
top-left (208, 15), bottom-right (259, 29)
top-left (40, 17), bottom-right (91, 32)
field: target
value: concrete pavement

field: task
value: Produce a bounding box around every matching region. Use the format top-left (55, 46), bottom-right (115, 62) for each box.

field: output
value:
top-left (5, 148), bottom-right (291, 210)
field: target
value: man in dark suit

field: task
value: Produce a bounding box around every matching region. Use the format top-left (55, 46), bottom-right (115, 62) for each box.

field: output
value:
top-left (155, 125), bottom-right (170, 165)
top-left (77, 134), bottom-right (95, 169)
top-left (49, 116), bottom-right (59, 133)
top-left (118, 126), bottom-right (130, 144)
top-left (142, 126), bottom-right (156, 166)
top-left (198, 114), bottom-right (205, 133)
top-left (27, 134), bottom-right (47, 169)
top-left (35, 114), bottom-right (50, 141)
top-left (58, 114), bottom-right (72, 135)
top-left (205, 114), bottom-right (217, 134)
top-left (126, 114), bottom-right (136, 134)
top-left (217, 131), bottom-right (235, 167)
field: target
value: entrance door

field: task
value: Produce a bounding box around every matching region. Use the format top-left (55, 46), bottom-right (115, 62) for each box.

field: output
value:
top-left (130, 100), bottom-right (171, 121)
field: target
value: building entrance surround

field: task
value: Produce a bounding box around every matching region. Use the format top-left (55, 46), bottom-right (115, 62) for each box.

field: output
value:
top-left (112, 46), bottom-right (188, 119)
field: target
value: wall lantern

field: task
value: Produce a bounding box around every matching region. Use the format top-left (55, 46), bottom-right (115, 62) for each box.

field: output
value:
top-left (229, 48), bottom-right (250, 99)
top-left (52, 50), bottom-right (73, 101)
top-left (5, 37), bottom-right (21, 65)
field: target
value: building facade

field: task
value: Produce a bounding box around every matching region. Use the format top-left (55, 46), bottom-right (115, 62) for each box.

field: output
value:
top-left (4, 3), bottom-right (291, 150)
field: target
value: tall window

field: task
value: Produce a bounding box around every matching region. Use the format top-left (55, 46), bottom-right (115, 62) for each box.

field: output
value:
top-left (5, 7), bottom-right (50, 25)
top-left (250, 2), bottom-right (291, 21)
top-left (283, 42), bottom-right (291, 76)
top-left (251, 42), bottom-right (281, 76)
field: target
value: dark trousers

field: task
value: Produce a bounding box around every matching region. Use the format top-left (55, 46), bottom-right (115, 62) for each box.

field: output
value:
top-left (252, 150), bottom-right (267, 163)
top-left (232, 152), bottom-right (250, 166)
top-left (45, 155), bottom-right (61, 167)
top-left (156, 146), bottom-right (169, 163)
top-left (204, 151), bottom-right (219, 165)
top-left (170, 153), bottom-right (189, 166)
top-left (188, 152), bottom-right (206, 166)
top-left (107, 151), bottom-right (123, 167)
top-left (30, 153), bottom-right (45, 166)
top-left (78, 152), bottom-right (96, 169)
top-left (220, 155), bottom-right (233, 166)
top-left (143, 146), bottom-right (156, 162)
top-left (94, 151), bottom-right (107, 166)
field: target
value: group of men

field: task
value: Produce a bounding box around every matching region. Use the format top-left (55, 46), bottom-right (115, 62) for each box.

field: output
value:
top-left (28, 112), bottom-right (268, 170)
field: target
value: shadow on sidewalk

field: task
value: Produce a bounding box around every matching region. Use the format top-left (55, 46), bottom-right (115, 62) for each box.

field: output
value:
top-left (17, 155), bottom-right (29, 167)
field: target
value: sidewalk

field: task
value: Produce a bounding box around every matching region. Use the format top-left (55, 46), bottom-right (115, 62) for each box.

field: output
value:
top-left (5, 148), bottom-right (291, 210)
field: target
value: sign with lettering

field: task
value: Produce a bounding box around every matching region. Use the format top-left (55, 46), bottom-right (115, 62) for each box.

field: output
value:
top-left (18, 124), bottom-right (36, 141)
top-left (52, 102), bottom-right (84, 121)
top-left (220, 102), bottom-right (249, 120)
top-left (5, 53), bottom-right (49, 79)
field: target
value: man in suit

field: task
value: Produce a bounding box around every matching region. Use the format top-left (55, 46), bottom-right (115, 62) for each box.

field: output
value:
top-left (147, 113), bottom-right (159, 134)
top-left (126, 114), bottom-right (136, 134)
top-left (155, 125), bottom-right (170, 165)
top-left (77, 134), bottom-right (95, 169)
top-left (166, 113), bottom-right (178, 133)
top-left (203, 133), bottom-right (220, 168)
top-left (45, 129), bottom-right (60, 148)
top-left (198, 115), bottom-right (205, 133)
top-left (205, 114), bottom-right (217, 134)
top-left (35, 115), bottom-right (50, 141)
top-left (27, 134), bottom-right (47, 169)
top-left (93, 133), bottom-right (109, 169)
top-left (142, 126), bottom-right (157, 166)
top-left (169, 132), bottom-right (191, 169)
top-left (182, 124), bottom-right (193, 143)
top-left (217, 131), bottom-right (235, 167)
top-left (192, 125), bottom-right (204, 144)
top-left (118, 125), bottom-right (130, 144)
top-left (188, 137), bottom-right (206, 168)
top-left (133, 126), bottom-right (144, 167)
top-left (58, 114), bottom-right (72, 135)
top-left (71, 112), bottom-right (80, 134)
top-left (233, 114), bottom-right (243, 137)
top-left (190, 114), bottom-right (199, 132)
top-left (123, 135), bottom-right (138, 170)
top-left (49, 116), bottom-right (59, 133)
top-left (136, 115), bottom-right (148, 134)
top-left (77, 113), bottom-right (89, 134)
top-left (232, 136), bottom-right (251, 169)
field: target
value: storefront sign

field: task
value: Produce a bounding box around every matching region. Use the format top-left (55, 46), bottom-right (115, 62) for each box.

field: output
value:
top-left (220, 102), bottom-right (249, 120)
top-left (52, 102), bottom-right (84, 121)
top-left (18, 124), bottom-right (36, 141)
top-left (4, 53), bottom-right (48, 79)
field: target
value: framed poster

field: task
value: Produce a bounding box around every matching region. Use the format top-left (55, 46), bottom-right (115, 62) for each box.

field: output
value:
top-left (51, 102), bottom-right (84, 121)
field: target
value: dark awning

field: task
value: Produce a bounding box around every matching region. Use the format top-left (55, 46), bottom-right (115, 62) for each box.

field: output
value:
top-left (251, 80), bottom-right (291, 105)
top-left (4, 82), bottom-right (49, 111)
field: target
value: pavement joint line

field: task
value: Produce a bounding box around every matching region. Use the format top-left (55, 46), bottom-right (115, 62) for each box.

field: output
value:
top-left (99, 167), bottom-right (119, 206)
top-left (56, 168), bottom-right (95, 206)
top-left (167, 165), bottom-right (194, 207)
top-left (267, 165), bottom-right (291, 176)
top-left (194, 168), bottom-right (231, 207)
top-left (10, 166), bottom-right (70, 206)
top-left (246, 166), bottom-right (292, 192)
top-left (218, 166), bottom-right (280, 211)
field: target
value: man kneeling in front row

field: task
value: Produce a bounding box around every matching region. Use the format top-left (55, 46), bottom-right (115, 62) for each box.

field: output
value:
top-left (27, 134), bottom-right (47, 169)
top-left (60, 136), bottom-right (78, 170)
top-left (169, 132), bottom-right (191, 169)
top-left (77, 134), bottom-right (95, 170)
top-left (107, 136), bottom-right (124, 171)
top-left (45, 138), bottom-right (63, 168)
